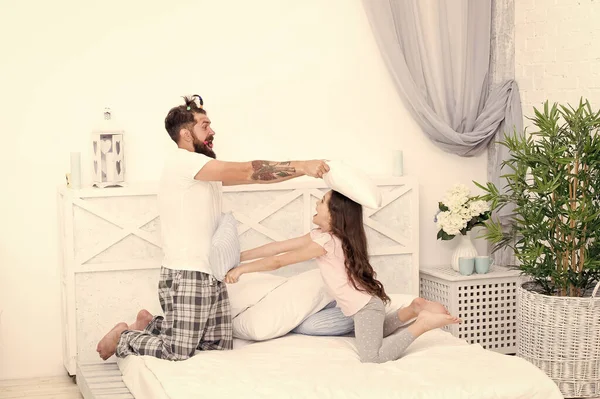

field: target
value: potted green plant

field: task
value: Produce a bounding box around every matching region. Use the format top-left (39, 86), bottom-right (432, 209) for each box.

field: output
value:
top-left (476, 100), bottom-right (600, 398)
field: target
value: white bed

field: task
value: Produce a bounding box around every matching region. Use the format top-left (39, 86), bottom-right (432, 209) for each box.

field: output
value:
top-left (118, 324), bottom-right (562, 399)
top-left (64, 177), bottom-right (562, 398)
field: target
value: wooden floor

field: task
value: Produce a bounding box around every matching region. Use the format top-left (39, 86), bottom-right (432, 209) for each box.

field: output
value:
top-left (0, 375), bottom-right (82, 398)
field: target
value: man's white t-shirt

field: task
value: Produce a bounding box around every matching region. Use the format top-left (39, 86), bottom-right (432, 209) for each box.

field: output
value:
top-left (158, 148), bottom-right (222, 274)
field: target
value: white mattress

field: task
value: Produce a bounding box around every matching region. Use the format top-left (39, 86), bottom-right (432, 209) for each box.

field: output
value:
top-left (117, 330), bottom-right (563, 399)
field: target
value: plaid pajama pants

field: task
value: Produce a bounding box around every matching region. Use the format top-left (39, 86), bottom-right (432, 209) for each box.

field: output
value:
top-left (116, 266), bottom-right (233, 360)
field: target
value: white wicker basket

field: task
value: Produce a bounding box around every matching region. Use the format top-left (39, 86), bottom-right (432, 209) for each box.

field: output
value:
top-left (517, 281), bottom-right (600, 398)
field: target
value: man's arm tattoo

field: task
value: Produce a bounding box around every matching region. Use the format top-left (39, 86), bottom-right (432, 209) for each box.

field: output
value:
top-left (251, 161), bottom-right (297, 181)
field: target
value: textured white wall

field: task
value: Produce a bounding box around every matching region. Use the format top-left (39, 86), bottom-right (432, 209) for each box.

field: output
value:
top-left (0, 0), bottom-right (487, 379)
top-left (516, 0), bottom-right (600, 120)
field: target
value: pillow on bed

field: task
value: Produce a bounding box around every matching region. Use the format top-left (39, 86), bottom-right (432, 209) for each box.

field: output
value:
top-left (226, 272), bottom-right (287, 318)
top-left (232, 268), bottom-right (333, 341)
top-left (209, 212), bottom-right (241, 282)
top-left (291, 301), bottom-right (354, 336)
top-left (291, 294), bottom-right (418, 336)
top-left (323, 160), bottom-right (382, 209)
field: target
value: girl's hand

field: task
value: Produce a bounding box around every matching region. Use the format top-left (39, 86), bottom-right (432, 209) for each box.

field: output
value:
top-left (225, 267), bottom-right (244, 284)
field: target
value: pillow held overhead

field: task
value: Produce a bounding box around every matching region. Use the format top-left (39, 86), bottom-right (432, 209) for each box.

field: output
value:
top-left (323, 160), bottom-right (382, 209)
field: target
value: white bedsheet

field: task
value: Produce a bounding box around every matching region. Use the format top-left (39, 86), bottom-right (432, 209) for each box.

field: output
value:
top-left (117, 330), bottom-right (563, 399)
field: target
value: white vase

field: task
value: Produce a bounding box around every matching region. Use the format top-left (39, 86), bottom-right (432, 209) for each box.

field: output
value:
top-left (451, 232), bottom-right (478, 272)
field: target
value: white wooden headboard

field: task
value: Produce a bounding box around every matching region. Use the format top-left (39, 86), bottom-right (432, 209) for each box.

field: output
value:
top-left (57, 176), bottom-right (419, 374)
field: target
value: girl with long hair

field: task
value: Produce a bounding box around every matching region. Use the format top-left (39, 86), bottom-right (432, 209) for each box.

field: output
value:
top-left (225, 190), bottom-right (460, 363)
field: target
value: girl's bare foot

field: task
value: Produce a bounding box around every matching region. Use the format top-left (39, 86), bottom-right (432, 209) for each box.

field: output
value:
top-left (96, 322), bottom-right (128, 360)
top-left (129, 309), bottom-right (153, 331)
top-left (410, 297), bottom-right (450, 316)
top-left (408, 310), bottom-right (461, 337)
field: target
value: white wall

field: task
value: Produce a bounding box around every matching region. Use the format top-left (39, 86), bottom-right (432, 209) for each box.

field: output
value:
top-left (0, 0), bottom-right (487, 379)
top-left (516, 0), bottom-right (600, 119)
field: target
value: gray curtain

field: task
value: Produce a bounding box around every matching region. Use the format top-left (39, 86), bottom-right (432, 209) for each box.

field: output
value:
top-left (362, 0), bottom-right (521, 265)
top-left (489, 80), bottom-right (520, 267)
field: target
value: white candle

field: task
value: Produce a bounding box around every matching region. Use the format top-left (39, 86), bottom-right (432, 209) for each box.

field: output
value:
top-left (70, 152), bottom-right (81, 189)
top-left (393, 150), bottom-right (403, 176)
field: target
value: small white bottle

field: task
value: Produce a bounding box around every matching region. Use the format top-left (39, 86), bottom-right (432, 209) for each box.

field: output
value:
top-left (392, 150), bottom-right (404, 176)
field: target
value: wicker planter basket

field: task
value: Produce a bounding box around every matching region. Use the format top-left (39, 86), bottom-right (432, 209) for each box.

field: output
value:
top-left (517, 281), bottom-right (600, 398)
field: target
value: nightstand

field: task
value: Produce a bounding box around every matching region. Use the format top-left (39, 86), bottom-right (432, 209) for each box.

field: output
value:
top-left (419, 264), bottom-right (523, 354)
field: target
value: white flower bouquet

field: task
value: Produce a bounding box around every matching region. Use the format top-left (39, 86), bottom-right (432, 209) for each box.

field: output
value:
top-left (435, 184), bottom-right (491, 240)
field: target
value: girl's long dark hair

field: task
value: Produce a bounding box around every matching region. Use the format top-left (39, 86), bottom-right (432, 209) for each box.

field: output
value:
top-left (328, 191), bottom-right (390, 304)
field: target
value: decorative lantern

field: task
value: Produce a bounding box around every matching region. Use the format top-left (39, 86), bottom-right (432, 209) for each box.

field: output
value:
top-left (91, 107), bottom-right (125, 188)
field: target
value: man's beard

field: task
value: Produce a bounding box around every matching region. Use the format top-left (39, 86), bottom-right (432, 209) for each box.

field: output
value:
top-left (193, 136), bottom-right (216, 159)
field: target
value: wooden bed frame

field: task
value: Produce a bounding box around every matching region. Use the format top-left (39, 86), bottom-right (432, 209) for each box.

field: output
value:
top-left (56, 177), bottom-right (419, 398)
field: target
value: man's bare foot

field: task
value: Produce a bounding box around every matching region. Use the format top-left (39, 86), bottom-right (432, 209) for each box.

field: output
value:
top-left (408, 310), bottom-right (461, 337)
top-left (410, 297), bottom-right (450, 316)
top-left (129, 309), bottom-right (153, 331)
top-left (96, 322), bottom-right (128, 360)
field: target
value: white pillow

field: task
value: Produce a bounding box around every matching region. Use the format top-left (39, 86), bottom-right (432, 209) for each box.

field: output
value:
top-left (226, 272), bottom-right (287, 318)
top-left (209, 212), bottom-right (241, 282)
top-left (323, 160), bottom-right (382, 209)
top-left (232, 269), bottom-right (334, 341)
